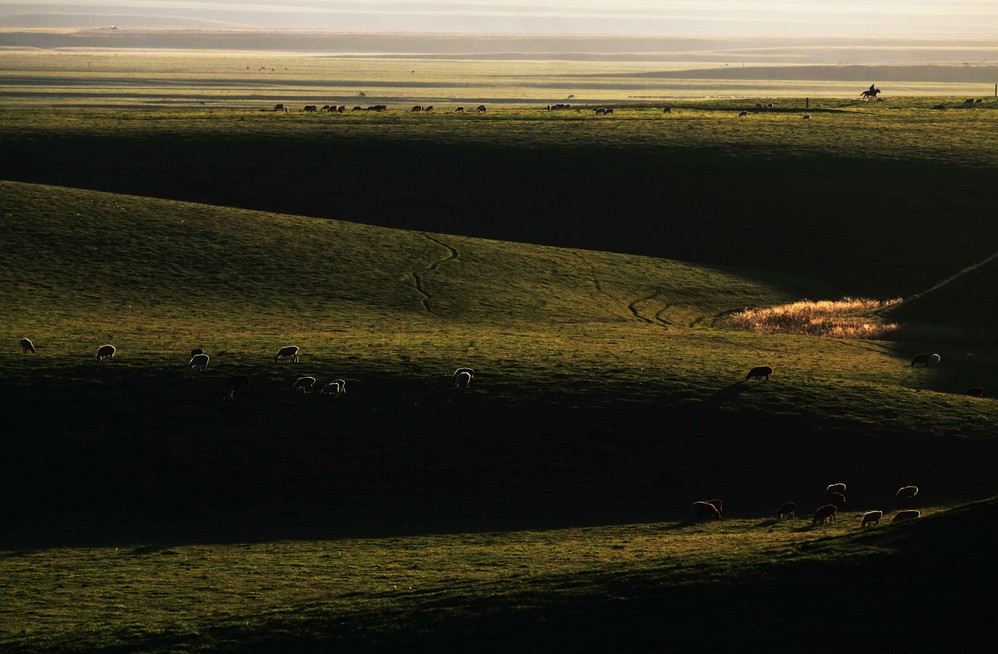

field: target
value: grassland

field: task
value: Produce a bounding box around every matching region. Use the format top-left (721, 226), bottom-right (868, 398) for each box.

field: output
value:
top-left (1, 53), bottom-right (996, 650)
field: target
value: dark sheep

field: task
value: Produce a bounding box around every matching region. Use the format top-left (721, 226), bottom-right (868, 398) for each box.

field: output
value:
top-left (910, 353), bottom-right (931, 367)
top-left (745, 365), bottom-right (773, 381)
top-left (892, 509), bottom-right (920, 523)
top-left (823, 491), bottom-right (846, 508)
top-left (477, 105), bottom-right (487, 114)
top-left (777, 501), bottom-right (796, 519)
top-left (20, 338), bottom-right (36, 353)
top-left (97, 344), bottom-right (116, 361)
top-left (812, 504), bottom-right (837, 526)
top-left (692, 501), bottom-right (721, 521)
top-left (895, 485), bottom-right (919, 500)
top-left (227, 375), bottom-right (251, 400)
top-left (861, 510), bottom-right (883, 527)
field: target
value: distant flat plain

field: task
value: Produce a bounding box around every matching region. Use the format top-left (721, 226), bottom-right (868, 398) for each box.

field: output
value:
top-left (1, 30), bottom-right (997, 107)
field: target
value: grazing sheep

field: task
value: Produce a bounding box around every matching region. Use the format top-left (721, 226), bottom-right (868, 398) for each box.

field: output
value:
top-left (826, 482), bottom-right (847, 494)
top-left (226, 375), bottom-right (251, 400)
top-left (892, 509), bottom-right (920, 523)
top-left (895, 485), bottom-right (919, 500)
top-left (777, 501), bottom-right (796, 519)
top-left (96, 344), bottom-right (116, 361)
top-left (292, 376), bottom-right (317, 393)
top-left (745, 365), bottom-right (773, 381)
top-left (188, 353), bottom-right (210, 371)
top-left (320, 379), bottom-right (347, 397)
top-left (928, 353), bottom-right (941, 366)
top-left (966, 386), bottom-right (985, 398)
top-left (910, 353), bottom-right (931, 367)
top-left (477, 104), bottom-right (487, 114)
top-left (274, 345), bottom-right (300, 363)
top-left (812, 504), bottom-right (837, 526)
top-left (190, 348), bottom-right (205, 358)
top-left (705, 498), bottom-right (723, 517)
top-left (692, 501), bottom-right (721, 521)
top-left (20, 338), bottom-right (36, 353)
top-left (823, 491), bottom-right (846, 508)
top-left (453, 367), bottom-right (475, 389)
top-left (861, 510), bottom-right (883, 527)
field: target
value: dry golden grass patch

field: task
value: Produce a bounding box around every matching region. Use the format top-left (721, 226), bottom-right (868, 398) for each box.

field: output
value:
top-left (727, 297), bottom-right (902, 339)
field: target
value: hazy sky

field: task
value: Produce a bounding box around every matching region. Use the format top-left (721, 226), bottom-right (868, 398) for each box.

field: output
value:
top-left (5, 0), bottom-right (998, 35)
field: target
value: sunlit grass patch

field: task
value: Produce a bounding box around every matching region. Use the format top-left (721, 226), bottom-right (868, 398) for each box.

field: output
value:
top-left (727, 297), bottom-right (902, 339)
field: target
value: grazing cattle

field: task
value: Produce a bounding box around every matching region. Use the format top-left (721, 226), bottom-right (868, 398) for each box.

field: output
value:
top-left (273, 104), bottom-right (285, 111)
top-left (455, 107), bottom-right (464, 112)
top-left (826, 482), bottom-right (847, 494)
top-left (745, 365), bottom-right (773, 381)
top-left (352, 106), bottom-right (363, 111)
top-left (97, 344), bottom-right (116, 362)
top-left (692, 501), bottom-right (721, 521)
top-left (861, 510), bottom-right (883, 527)
top-left (188, 353), bottom-right (210, 371)
top-left (802, 114), bottom-right (811, 119)
top-left (738, 111), bottom-right (749, 117)
top-left (812, 504), bottom-right (837, 526)
top-left (663, 106), bottom-right (671, 113)
top-left (454, 367), bottom-right (475, 389)
top-left (910, 353), bottom-right (931, 367)
top-left (274, 345), bottom-right (300, 363)
top-left (292, 376), bottom-right (317, 393)
top-left (226, 375), bottom-right (251, 400)
top-left (823, 491), bottom-right (847, 508)
top-left (966, 386), bottom-right (985, 397)
top-left (777, 501), bottom-right (796, 519)
top-left (964, 98), bottom-right (976, 106)
top-left (338, 106), bottom-right (346, 113)
top-left (303, 105), bottom-right (318, 112)
top-left (595, 107), bottom-right (606, 115)
top-left (892, 510), bottom-right (920, 523)
top-left (20, 338), bottom-right (36, 353)
top-left (424, 105), bottom-right (433, 112)
top-left (412, 105), bottom-right (423, 112)
top-left (928, 353), bottom-right (941, 366)
top-left (895, 485), bottom-right (919, 501)
top-left (477, 104), bottom-right (487, 114)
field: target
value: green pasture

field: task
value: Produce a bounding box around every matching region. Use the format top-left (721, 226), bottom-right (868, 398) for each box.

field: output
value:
top-left (0, 90), bottom-right (996, 651)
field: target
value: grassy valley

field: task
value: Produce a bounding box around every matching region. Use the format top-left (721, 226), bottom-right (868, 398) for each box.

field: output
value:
top-left (0, 54), bottom-right (996, 650)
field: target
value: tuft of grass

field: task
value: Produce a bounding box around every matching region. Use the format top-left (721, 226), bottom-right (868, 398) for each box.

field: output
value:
top-left (726, 297), bottom-right (901, 338)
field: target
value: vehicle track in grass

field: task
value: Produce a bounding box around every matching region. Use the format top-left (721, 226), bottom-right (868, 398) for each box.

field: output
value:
top-left (629, 289), bottom-right (673, 329)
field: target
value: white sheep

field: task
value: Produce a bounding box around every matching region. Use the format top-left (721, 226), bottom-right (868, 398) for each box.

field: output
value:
top-left (292, 376), bottom-right (317, 393)
top-left (188, 353), bottom-right (210, 371)
top-left (274, 345), bottom-right (300, 363)
top-left (861, 510), bottom-right (882, 527)
top-left (826, 482), bottom-right (847, 493)
top-left (97, 344), bottom-right (116, 361)
top-left (20, 338), bottom-right (36, 353)
top-left (892, 509), bottom-right (920, 523)
top-left (453, 367), bottom-right (475, 389)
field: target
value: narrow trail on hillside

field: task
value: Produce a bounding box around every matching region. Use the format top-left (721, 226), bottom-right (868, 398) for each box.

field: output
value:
top-left (572, 252), bottom-right (626, 320)
top-left (629, 289), bottom-right (672, 329)
top-left (408, 233), bottom-right (459, 315)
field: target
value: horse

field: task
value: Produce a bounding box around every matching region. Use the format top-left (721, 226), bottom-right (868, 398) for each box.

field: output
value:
top-left (860, 88), bottom-right (881, 101)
